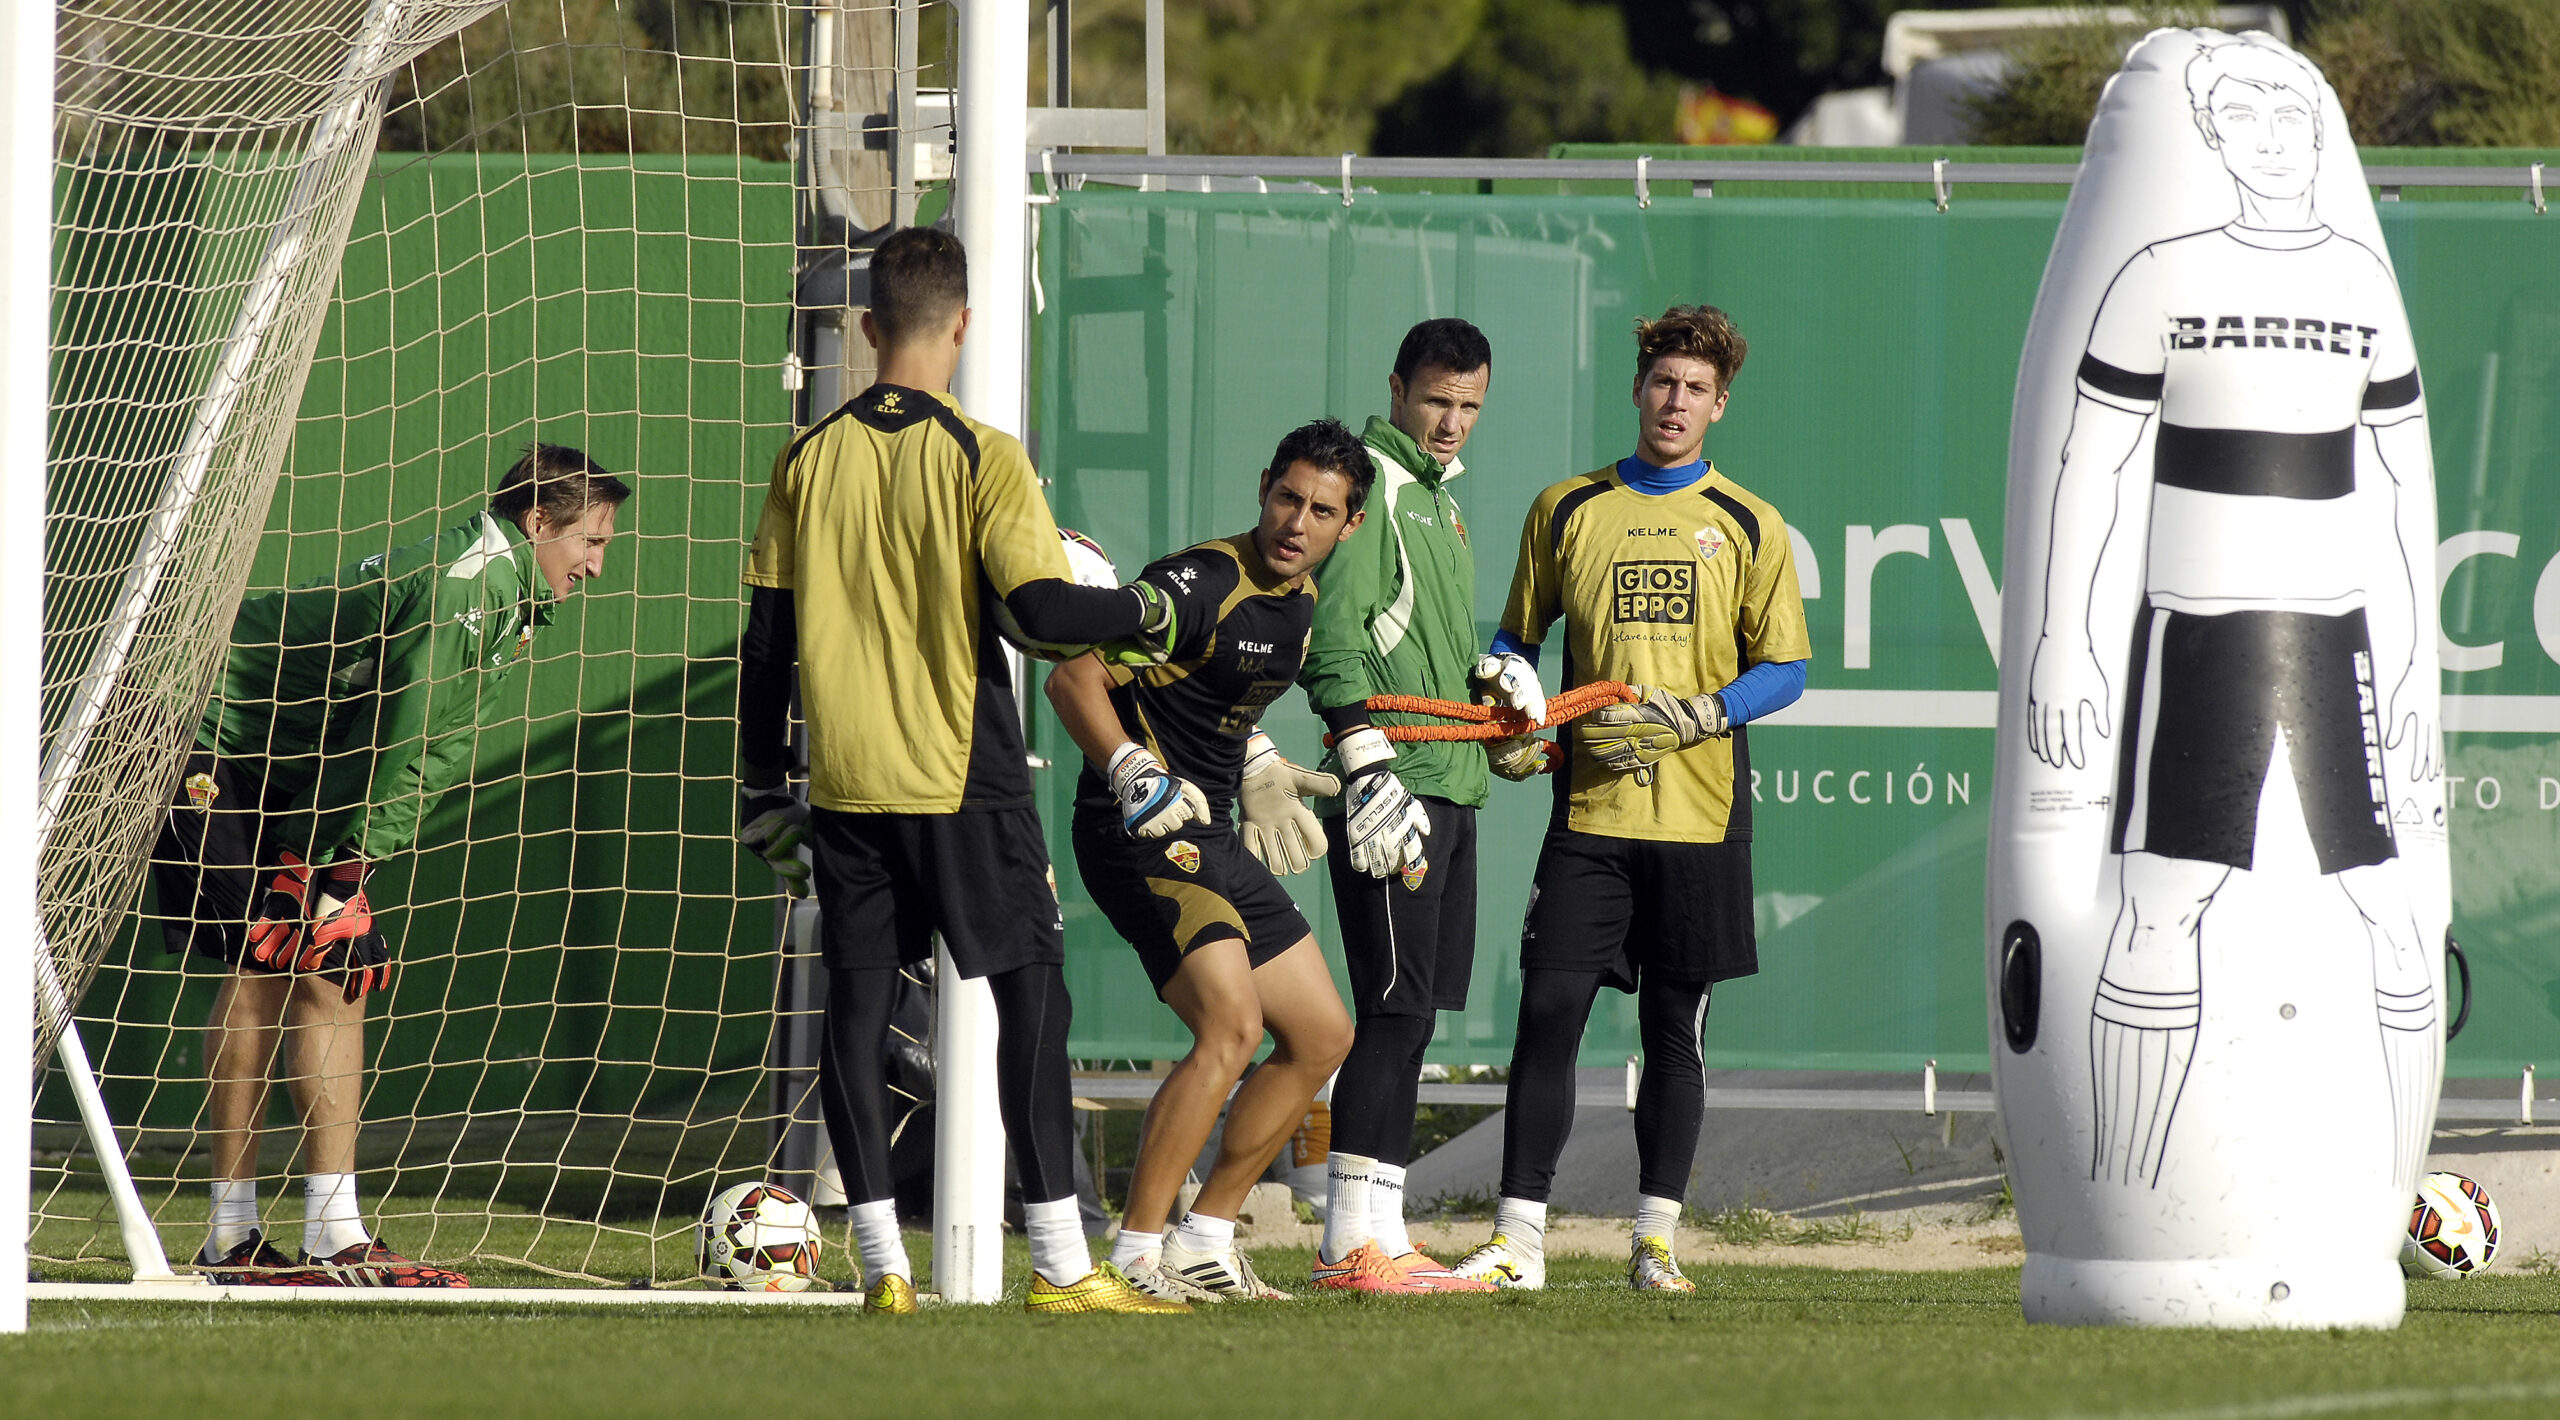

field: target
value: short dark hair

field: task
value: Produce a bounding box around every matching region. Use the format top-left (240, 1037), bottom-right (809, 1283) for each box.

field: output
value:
top-left (1262, 417), bottom-right (1377, 514)
top-left (1392, 317), bottom-right (1492, 386)
top-left (489, 443), bottom-right (633, 529)
top-left (869, 226), bottom-right (969, 344)
top-left (1636, 304), bottom-right (1747, 388)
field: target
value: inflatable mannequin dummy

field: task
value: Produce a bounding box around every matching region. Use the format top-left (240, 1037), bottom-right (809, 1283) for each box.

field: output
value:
top-left (1988, 28), bottom-right (2449, 1329)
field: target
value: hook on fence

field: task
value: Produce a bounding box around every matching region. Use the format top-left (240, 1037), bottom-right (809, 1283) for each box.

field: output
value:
top-left (1340, 152), bottom-right (1355, 208)
top-left (2532, 162), bottom-right (2547, 216)
top-left (1635, 154), bottom-right (1651, 210)
top-left (1932, 157), bottom-right (1950, 212)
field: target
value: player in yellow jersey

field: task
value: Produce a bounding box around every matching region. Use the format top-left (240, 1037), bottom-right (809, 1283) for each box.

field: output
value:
top-left (1451, 306), bottom-right (1810, 1293)
top-left (735, 227), bottom-right (1185, 1316)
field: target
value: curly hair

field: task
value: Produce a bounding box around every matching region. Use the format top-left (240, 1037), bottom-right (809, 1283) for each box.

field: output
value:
top-left (1635, 304), bottom-right (1748, 389)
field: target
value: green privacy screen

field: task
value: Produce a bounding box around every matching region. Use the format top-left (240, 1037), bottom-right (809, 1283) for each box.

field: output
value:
top-left (62, 169), bottom-right (2560, 1138)
top-left (1029, 187), bottom-right (2560, 1074)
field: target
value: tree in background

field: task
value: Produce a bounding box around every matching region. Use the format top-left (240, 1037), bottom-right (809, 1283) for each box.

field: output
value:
top-left (1372, 0), bottom-right (1682, 156)
top-left (2309, 0), bottom-right (2560, 147)
top-left (1963, 0), bottom-right (2560, 149)
top-left (384, 0), bottom-right (796, 159)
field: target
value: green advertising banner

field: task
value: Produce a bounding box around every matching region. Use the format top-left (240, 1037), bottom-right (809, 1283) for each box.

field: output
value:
top-left (1027, 187), bottom-right (2560, 1075)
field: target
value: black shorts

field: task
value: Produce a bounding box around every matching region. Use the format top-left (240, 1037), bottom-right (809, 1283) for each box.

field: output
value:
top-left (1324, 798), bottom-right (1477, 1019)
top-left (2111, 601), bottom-right (2396, 875)
top-left (810, 806), bottom-right (1066, 979)
top-left (1071, 812), bottom-right (1311, 998)
top-left (1520, 826), bottom-right (1756, 991)
top-left (149, 751), bottom-right (295, 969)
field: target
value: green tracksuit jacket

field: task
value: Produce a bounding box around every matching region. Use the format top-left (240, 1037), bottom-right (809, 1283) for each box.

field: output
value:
top-left (195, 512), bottom-right (556, 864)
top-left (1300, 415), bottom-right (1487, 809)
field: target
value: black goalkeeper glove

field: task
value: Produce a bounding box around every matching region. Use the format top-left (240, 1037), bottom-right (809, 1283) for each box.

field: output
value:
top-left (737, 780), bottom-right (812, 897)
top-left (1098, 581), bottom-right (1180, 668)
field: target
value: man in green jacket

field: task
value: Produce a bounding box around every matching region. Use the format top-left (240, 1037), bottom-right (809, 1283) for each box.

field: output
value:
top-left (1285, 318), bottom-right (1523, 1292)
top-left (152, 444), bottom-right (631, 1287)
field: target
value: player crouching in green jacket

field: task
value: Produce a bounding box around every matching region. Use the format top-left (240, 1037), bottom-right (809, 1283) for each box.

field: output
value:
top-left (153, 444), bottom-right (630, 1287)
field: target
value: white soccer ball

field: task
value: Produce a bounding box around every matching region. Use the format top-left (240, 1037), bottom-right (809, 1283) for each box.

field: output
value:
top-left (992, 527), bottom-right (1120, 662)
top-left (700, 1180), bottom-right (822, 1292)
top-left (2402, 1170), bottom-right (2502, 1280)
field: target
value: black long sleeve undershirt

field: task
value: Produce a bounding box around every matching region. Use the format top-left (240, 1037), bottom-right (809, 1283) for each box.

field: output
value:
top-left (738, 585), bottom-right (798, 779)
top-left (1002, 578), bottom-right (1150, 647)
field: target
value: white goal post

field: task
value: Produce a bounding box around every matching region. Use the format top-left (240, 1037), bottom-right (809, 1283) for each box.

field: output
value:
top-left (3, 0), bottom-right (55, 1341)
top-left (22, 0), bottom-right (1131, 1305)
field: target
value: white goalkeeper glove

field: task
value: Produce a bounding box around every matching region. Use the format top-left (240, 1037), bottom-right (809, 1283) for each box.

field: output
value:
top-left (1584, 683), bottom-right (1728, 786)
top-left (1486, 734), bottom-right (1548, 782)
top-left (737, 780), bottom-right (812, 897)
top-left (1108, 743), bottom-right (1210, 840)
top-left (1469, 651), bottom-right (1548, 726)
top-left (1236, 731), bottom-right (1340, 876)
top-left (1336, 726), bottom-right (1429, 883)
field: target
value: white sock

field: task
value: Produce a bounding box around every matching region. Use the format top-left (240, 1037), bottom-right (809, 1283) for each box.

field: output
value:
top-left (1372, 1163), bottom-right (1412, 1256)
top-left (1635, 1194), bottom-right (1683, 1245)
top-left (1321, 1152), bottom-right (1375, 1261)
top-left (850, 1198), bottom-right (911, 1284)
top-left (302, 1173), bottom-right (367, 1258)
top-left (1025, 1196), bottom-right (1092, 1283)
top-left (1493, 1197), bottom-right (1548, 1256)
top-left (1108, 1227), bottom-right (1162, 1270)
top-left (206, 1179), bottom-right (258, 1256)
top-left (1170, 1210), bottom-right (1236, 1258)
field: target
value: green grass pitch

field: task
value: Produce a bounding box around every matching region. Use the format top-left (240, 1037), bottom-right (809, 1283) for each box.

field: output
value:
top-left (12, 1245), bottom-right (2560, 1419)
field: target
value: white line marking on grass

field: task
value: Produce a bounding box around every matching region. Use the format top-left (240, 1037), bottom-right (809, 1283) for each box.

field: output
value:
top-left (2002, 1378), bottom-right (2560, 1420)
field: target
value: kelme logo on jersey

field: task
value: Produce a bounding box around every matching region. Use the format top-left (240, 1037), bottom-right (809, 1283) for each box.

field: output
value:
top-left (184, 771), bottom-right (220, 813)
top-left (1611, 560), bottom-right (1696, 625)
top-left (1694, 525), bottom-right (1728, 563)
top-left (1164, 840), bottom-right (1201, 875)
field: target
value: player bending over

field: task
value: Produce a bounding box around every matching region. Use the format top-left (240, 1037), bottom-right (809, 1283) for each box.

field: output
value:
top-left (735, 226), bottom-right (1185, 1316)
top-left (1294, 318), bottom-right (1504, 1294)
top-left (1048, 419), bottom-right (1370, 1304)
top-left (162, 443), bottom-right (631, 1287)
top-left (1450, 306), bottom-right (1810, 1293)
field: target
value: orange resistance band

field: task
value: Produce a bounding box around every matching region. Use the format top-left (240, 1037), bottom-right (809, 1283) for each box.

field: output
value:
top-left (1321, 681), bottom-right (1639, 746)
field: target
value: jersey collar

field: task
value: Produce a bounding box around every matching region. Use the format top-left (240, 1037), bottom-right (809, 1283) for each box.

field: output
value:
top-left (1612, 455), bottom-right (1715, 497)
top-left (1361, 414), bottom-right (1464, 485)
top-left (484, 512), bottom-right (560, 625)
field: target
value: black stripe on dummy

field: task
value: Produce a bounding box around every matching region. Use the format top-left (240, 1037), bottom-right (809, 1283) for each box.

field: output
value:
top-left (2153, 424), bottom-right (2355, 500)
top-left (2362, 369), bottom-right (2422, 412)
top-left (2077, 354), bottom-right (2165, 404)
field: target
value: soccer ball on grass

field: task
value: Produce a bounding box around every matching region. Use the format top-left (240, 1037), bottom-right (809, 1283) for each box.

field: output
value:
top-left (700, 1180), bottom-right (822, 1292)
top-left (991, 527), bottom-right (1120, 661)
top-left (2401, 1170), bottom-right (2501, 1279)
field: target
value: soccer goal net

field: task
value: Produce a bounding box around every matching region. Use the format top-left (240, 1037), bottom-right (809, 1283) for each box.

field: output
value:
top-left (34, 0), bottom-right (948, 1287)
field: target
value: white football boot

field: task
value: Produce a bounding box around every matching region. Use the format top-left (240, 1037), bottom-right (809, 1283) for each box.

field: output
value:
top-left (1448, 1234), bottom-right (1546, 1290)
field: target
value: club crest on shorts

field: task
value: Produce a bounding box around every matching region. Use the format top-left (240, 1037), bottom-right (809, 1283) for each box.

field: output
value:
top-left (1400, 859), bottom-right (1429, 892)
top-left (1694, 525), bottom-right (1728, 563)
top-left (183, 771), bottom-right (220, 813)
top-left (1164, 840), bottom-right (1201, 875)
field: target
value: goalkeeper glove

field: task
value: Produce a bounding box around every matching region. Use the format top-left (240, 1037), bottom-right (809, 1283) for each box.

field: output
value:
top-left (302, 871), bottom-right (392, 1003)
top-left (1236, 731), bottom-right (1340, 876)
top-left (1469, 652), bottom-right (1548, 727)
top-left (1108, 743), bottom-right (1209, 840)
top-left (1584, 683), bottom-right (1728, 785)
top-left (1098, 581), bottom-right (1181, 669)
top-left (245, 851), bottom-right (313, 969)
top-left (1336, 727), bottom-right (1429, 883)
top-left (1486, 734), bottom-right (1548, 782)
top-left (737, 780), bottom-right (813, 897)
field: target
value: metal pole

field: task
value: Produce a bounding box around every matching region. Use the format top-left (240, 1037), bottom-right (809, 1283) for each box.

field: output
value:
top-left (937, 0), bottom-right (1030, 1306)
top-left (1, 0), bottom-right (55, 1338)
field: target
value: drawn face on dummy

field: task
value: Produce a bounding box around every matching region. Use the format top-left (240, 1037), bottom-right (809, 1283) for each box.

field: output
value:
top-left (2188, 47), bottom-right (2323, 209)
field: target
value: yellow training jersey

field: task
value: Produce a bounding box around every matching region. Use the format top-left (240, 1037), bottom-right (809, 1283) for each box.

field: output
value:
top-left (1500, 463), bottom-right (1810, 843)
top-left (744, 383), bottom-right (1071, 813)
